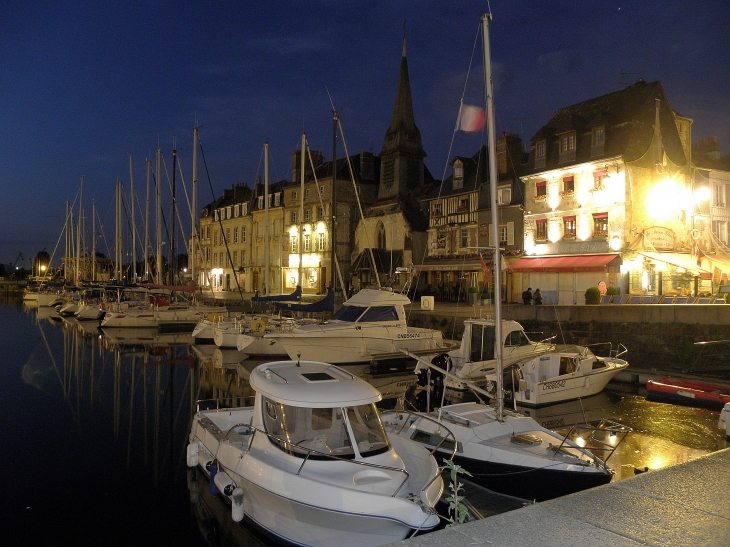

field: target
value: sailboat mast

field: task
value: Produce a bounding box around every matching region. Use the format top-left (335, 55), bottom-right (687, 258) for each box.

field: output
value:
top-left (92, 201), bottom-right (96, 281)
top-left (299, 133), bottom-right (305, 289)
top-left (156, 148), bottom-right (162, 285)
top-left (264, 142), bottom-right (270, 294)
top-left (482, 12), bottom-right (505, 421)
top-left (191, 125), bottom-right (199, 282)
top-left (76, 175), bottom-right (83, 285)
top-left (331, 109), bottom-right (337, 293)
top-left (145, 157), bottom-right (151, 282)
top-left (116, 179), bottom-right (123, 281)
top-left (129, 154), bottom-right (136, 283)
top-left (65, 200), bottom-right (70, 284)
top-left (170, 148), bottom-right (177, 285)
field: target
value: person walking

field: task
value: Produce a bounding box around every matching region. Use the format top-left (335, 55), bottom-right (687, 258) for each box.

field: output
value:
top-left (534, 288), bottom-right (543, 305)
top-left (522, 287), bottom-right (533, 305)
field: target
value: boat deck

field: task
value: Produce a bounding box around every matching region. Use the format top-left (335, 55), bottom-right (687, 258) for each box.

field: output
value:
top-left (388, 447), bottom-right (730, 547)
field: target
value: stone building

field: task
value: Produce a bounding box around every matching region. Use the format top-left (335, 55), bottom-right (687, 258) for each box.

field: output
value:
top-left (514, 79), bottom-right (704, 304)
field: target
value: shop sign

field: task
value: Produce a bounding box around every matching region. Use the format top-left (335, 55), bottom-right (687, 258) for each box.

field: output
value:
top-left (644, 226), bottom-right (675, 251)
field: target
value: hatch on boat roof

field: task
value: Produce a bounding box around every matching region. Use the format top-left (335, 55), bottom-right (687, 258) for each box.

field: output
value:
top-left (249, 360), bottom-right (382, 408)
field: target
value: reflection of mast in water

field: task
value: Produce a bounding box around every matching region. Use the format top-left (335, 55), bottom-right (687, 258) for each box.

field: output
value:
top-left (104, 333), bottom-right (197, 487)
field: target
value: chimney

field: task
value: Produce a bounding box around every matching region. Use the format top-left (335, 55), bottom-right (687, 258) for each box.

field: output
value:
top-left (497, 132), bottom-right (523, 175)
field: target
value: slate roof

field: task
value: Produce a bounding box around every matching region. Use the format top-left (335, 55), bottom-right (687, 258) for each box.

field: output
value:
top-left (523, 79), bottom-right (688, 174)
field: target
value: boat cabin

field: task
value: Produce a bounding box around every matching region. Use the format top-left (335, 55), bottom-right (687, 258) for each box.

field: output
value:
top-left (250, 361), bottom-right (393, 460)
top-left (329, 288), bottom-right (410, 325)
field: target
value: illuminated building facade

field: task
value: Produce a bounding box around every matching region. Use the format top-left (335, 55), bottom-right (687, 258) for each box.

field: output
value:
top-left (514, 79), bottom-right (721, 303)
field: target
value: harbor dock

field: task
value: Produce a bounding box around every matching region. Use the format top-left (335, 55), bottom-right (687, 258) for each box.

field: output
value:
top-left (390, 447), bottom-right (730, 547)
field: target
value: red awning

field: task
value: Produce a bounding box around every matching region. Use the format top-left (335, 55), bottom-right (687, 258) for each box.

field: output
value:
top-left (509, 254), bottom-right (621, 273)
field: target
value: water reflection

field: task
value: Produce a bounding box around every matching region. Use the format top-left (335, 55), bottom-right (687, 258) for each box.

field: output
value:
top-left (12, 300), bottom-right (729, 546)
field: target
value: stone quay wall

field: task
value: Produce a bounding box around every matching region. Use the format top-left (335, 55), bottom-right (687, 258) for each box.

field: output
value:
top-left (407, 303), bottom-right (730, 371)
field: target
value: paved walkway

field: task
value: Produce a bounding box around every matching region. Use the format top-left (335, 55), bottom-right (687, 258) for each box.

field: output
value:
top-left (388, 447), bottom-right (730, 547)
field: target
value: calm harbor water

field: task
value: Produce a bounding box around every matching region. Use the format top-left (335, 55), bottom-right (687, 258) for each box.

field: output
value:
top-left (2, 298), bottom-right (727, 546)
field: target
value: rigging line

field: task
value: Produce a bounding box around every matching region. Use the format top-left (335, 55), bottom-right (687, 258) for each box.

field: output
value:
top-left (336, 116), bottom-right (381, 288)
top-left (409, 20), bottom-right (483, 322)
top-left (198, 138), bottom-right (244, 300)
top-left (305, 145), bottom-right (346, 293)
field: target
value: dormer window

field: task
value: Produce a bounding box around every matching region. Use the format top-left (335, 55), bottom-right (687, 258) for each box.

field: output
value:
top-left (498, 187), bottom-right (511, 205)
top-left (226, 206), bottom-right (232, 219)
top-left (258, 196), bottom-right (263, 209)
top-left (591, 125), bottom-right (605, 156)
top-left (242, 203), bottom-right (248, 216)
top-left (274, 193), bottom-right (281, 206)
top-left (535, 140), bottom-right (546, 169)
top-left (453, 161), bottom-right (464, 190)
top-left (292, 190), bottom-right (297, 203)
top-left (559, 131), bottom-right (576, 163)
top-left (234, 204), bottom-right (240, 218)
top-left (536, 140), bottom-right (546, 159)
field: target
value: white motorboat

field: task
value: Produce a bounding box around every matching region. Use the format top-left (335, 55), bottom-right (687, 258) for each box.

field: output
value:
top-left (233, 315), bottom-right (309, 358)
top-left (484, 343), bottom-right (630, 407)
top-left (187, 360), bottom-right (443, 547)
top-left (420, 318), bottom-right (554, 390)
top-left (265, 289), bottom-right (445, 364)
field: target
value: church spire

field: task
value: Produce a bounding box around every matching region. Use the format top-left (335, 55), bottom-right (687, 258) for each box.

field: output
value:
top-left (379, 23), bottom-right (426, 199)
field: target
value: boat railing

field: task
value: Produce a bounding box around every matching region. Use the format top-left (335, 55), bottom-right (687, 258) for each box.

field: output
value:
top-left (553, 419), bottom-right (632, 471)
top-left (379, 409), bottom-right (458, 461)
top-left (581, 342), bottom-right (628, 360)
top-left (217, 422), bottom-right (415, 499)
top-left (196, 396), bottom-right (256, 412)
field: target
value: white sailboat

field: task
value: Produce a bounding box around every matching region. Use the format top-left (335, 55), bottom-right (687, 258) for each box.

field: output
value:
top-left (383, 13), bottom-right (631, 502)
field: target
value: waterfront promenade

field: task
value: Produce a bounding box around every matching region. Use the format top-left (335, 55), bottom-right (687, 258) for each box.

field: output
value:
top-left (389, 447), bottom-right (730, 547)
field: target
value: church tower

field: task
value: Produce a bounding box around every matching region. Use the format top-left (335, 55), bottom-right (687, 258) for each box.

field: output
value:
top-left (378, 33), bottom-right (427, 201)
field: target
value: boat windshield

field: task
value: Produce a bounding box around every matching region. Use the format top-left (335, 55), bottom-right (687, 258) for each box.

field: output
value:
top-left (261, 398), bottom-right (390, 459)
top-left (357, 306), bottom-right (399, 322)
top-left (330, 305), bottom-right (366, 322)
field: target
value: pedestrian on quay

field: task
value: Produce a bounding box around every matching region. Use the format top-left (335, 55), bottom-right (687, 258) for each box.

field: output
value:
top-left (534, 288), bottom-right (543, 305)
top-left (522, 287), bottom-right (533, 305)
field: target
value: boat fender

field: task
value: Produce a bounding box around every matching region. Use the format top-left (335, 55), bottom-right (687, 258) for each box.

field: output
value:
top-left (231, 487), bottom-right (244, 522)
top-left (186, 442), bottom-right (199, 467)
top-left (214, 471), bottom-right (237, 496)
top-left (208, 462), bottom-right (219, 494)
top-left (187, 469), bottom-right (200, 504)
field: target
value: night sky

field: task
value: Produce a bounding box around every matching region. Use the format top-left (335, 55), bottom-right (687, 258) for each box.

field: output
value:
top-left (2, 1), bottom-right (729, 268)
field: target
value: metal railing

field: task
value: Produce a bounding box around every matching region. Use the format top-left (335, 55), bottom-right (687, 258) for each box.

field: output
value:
top-left (552, 419), bottom-right (632, 472)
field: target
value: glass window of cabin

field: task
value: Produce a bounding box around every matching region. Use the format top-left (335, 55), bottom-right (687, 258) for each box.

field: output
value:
top-left (346, 404), bottom-right (390, 457)
top-left (358, 306), bottom-right (399, 322)
top-left (331, 304), bottom-right (366, 322)
top-left (506, 329), bottom-right (531, 347)
top-left (470, 323), bottom-right (495, 362)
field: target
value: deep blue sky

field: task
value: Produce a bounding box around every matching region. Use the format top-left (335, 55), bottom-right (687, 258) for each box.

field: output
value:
top-left (2, 1), bottom-right (729, 268)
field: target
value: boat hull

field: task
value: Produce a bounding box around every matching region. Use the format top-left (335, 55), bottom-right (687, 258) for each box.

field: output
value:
top-left (513, 361), bottom-right (629, 407)
top-left (273, 327), bottom-right (444, 364)
top-left (448, 453), bottom-right (612, 501)
top-left (646, 377), bottom-right (730, 409)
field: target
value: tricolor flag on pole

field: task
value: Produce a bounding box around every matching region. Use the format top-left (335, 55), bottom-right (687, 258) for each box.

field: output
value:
top-left (458, 103), bottom-right (486, 132)
top-left (479, 252), bottom-right (491, 284)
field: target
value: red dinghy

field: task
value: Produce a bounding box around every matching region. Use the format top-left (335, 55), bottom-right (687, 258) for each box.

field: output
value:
top-left (646, 377), bottom-right (730, 409)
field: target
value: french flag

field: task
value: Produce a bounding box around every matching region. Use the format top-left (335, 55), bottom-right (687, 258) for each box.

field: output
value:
top-left (458, 103), bottom-right (486, 132)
